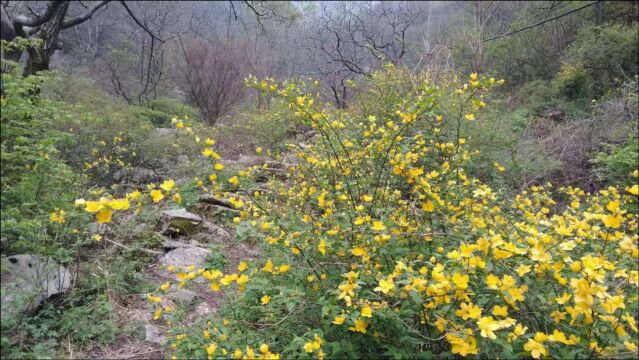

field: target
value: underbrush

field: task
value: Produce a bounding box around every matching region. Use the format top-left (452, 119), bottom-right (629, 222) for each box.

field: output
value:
top-left (0, 61), bottom-right (208, 357)
top-left (134, 67), bottom-right (638, 359)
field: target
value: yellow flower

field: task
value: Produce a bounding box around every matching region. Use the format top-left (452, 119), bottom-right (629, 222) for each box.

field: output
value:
top-left (452, 272), bottom-right (469, 289)
top-left (278, 264), bottom-right (290, 274)
top-left (85, 201), bottom-right (103, 213)
top-left (202, 148), bottom-right (214, 157)
top-left (172, 193), bottom-right (182, 204)
top-left (303, 342), bottom-right (314, 353)
top-left (150, 189), bottom-right (164, 203)
top-left (206, 343), bottom-right (217, 356)
top-left (256, 147), bottom-right (263, 154)
top-left (362, 194), bottom-right (373, 202)
top-left (153, 308), bottom-right (162, 321)
top-left (261, 295), bottom-right (270, 305)
top-left (348, 318), bottom-right (368, 334)
top-left (371, 220), bottom-right (386, 231)
top-left (492, 305), bottom-right (508, 317)
top-left (352, 247), bottom-right (366, 256)
top-left (624, 341), bottom-right (637, 352)
top-left (262, 260), bottom-right (274, 273)
top-left (515, 264), bottom-right (532, 276)
top-left (374, 277), bottom-right (395, 294)
top-left (238, 261), bottom-right (248, 272)
top-left (229, 176), bottom-right (239, 186)
top-left (465, 114), bottom-right (475, 121)
top-left (96, 208), bottom-right (112, 224)
top-left (160, 282), bottom-right (170, 292)
top-left (214, 163), bottom-right (224, 171)
top-left (205, 138), bottom-right (215, 145)
top-left (128, 191), bottom-right (141, 200)
top-left (422, 200), bottom-right (435, 212)
top-left (361, 305), bottom-right (373, 318)
top-left (477, 316), bottom-right (500, 339)
top-left (260, 344), bottom-right (269, 354)
top-left (447, 333), bottom-right (478, 357)
top-left (318, 240), bottom-right (327, 255)
top-left (109, 198), bottom-right (130, 210)
top-left (92, 234), bottom-right (102, 241)
top-left (455, 302), bottom-right (482, 320)
top-left (603, 213), bottom-right (622, 228)
top-left (160, 179), bottom-right (175, 191)
top-left (332, 315), bottom-right (346, 325)
top-left (524, 339), bottom-right (547, 359)
top-left (627, 184), bottom-right (638, 195)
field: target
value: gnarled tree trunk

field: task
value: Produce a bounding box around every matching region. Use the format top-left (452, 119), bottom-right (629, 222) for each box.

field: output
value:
top-left (23, 2), bottom-right (69, 76)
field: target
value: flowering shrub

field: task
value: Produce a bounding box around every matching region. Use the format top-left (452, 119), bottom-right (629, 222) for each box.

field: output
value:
top-left (141, 67), bottom-right (637, 358)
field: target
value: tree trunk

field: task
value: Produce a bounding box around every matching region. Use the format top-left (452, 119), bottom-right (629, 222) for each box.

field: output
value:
top-left (23, 2), bottom-right (69, 76)
top-left (1, 5), bottom-right (21, 66)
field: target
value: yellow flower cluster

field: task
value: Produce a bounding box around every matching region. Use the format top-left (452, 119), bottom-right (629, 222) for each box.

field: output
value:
top-left (140, 69), bottom-right (637, 359)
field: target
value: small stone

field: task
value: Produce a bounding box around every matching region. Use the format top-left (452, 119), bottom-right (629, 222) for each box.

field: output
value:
top-left (167, 289), bottom-right (197, 305)
top-left (160, 246), bottom-right (211, 270)
top-left (159, 208), bottom-right (203, 236)
top-left (145, 324), bottom-right (166, 345)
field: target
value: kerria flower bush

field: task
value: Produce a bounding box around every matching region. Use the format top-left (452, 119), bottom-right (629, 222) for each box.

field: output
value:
top-left (79, 66), bottom-right (638, 359)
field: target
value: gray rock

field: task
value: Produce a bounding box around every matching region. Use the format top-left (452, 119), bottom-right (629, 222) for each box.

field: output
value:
top-left (198, 195), bottom-right (233, 208)
top-left (192, 221), bottom-right (232, 244)
top-left (177, 155), bottom-right (189, 162)
top-left (145, 324), bottom-right (166, 345)
top-left (153, 127), bottom-right (177, 137)
top-left (113, 168), bottom-right (159, 184)
top-left (192, 302), bottom-right (214, 317)
top-left (162, 238), bottom-right (190, 250)
top-left (160, 246), bottom-right (211, 270)
top-left (1, 255), bottom-right (72, 321)
top-left (159, 208), bottom-right (203, 236)
top-left (132, 223), bottom-right (148, 237)
top-left (237, 155), bottom-right (268, 167)
top-left (167, 289), bottom-right (197, 305)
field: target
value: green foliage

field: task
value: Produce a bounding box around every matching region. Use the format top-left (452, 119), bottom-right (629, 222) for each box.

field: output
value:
top-left (562, 24), bottom-right (639, 97)
top-left (158, 68), bottom-right (638, 359)
top-left (223, 99), bottom-right (305, 156)
top-left (0, 68), bottom-right (88, 257)
top-left (131, 98), bottom-right (200, 128)
top-left (591, 134), bottom-right (639, 188)
top-left (553, 63), bottom-right (594, 101)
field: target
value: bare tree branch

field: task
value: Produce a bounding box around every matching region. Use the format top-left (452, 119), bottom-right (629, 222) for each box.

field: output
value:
top-left (62, 0), bottom-right (110, 29)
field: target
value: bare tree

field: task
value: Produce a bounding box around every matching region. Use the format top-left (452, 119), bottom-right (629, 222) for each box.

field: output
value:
top-left (306, 2), bottom-right (419, 107)
top-left (1, 1), bottom-right (110, 75)
top-left (178, 37), bottom-right (247, 124)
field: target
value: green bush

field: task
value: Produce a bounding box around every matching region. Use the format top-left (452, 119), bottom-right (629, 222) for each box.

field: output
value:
top-left (553, 64), bottom-right (594, 101)
top-left (591, 134), bottom-right (639, 188)
top-left (562, 24), bottom-right (639, 98)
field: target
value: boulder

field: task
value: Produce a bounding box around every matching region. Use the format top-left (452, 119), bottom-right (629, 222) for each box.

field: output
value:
top-left (1, 254), bottom-right (72, 321)
top-left (113, 168), bottom-right (160, 184)
top-left (145, 324), bottom-right (166, 345)
top-left (192, 221), bottom-right (232, 244)
top-left (237, 155), bottom-right (268, 167)
top-left (160, 245), bottom-right (211, 270)
top-left (167, 289), bottom-right (198, 305)
top-left (153, 127), bottom-right (177, 137)
top-left (159, 208), bottom-right (203, 236)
